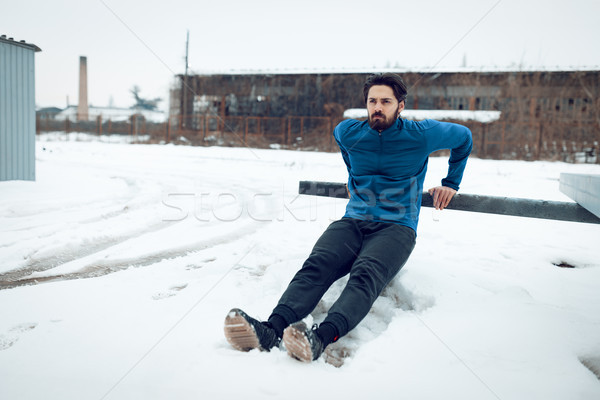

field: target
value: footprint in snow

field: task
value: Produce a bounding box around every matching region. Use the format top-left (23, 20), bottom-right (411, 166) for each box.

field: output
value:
top-left (185, 257), bottom-right (217, 270)
top-left (0, 322), bottom-right (38, 351)
top-left (152, 284), bottom-right (188, 300)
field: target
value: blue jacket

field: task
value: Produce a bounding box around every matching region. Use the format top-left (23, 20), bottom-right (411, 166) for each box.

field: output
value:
top-left (333, 118), bottom-right (472, 232)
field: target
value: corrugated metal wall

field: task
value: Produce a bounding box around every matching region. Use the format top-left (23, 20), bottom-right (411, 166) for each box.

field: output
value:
top-left (0, 39), bottom-right (37, 181)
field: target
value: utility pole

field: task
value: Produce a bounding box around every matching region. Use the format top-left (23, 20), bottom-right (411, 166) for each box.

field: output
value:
top-left (182, 30), bottom-right (189, 129)
top-left (185, 30), bottom-right (189, 78)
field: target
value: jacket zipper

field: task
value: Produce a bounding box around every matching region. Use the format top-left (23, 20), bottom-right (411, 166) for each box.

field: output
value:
top-left (378, 131), bottom-right (383, 172)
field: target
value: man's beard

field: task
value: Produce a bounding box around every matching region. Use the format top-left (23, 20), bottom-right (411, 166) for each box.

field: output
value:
top-left (368, 106), bottom-right (399, 131)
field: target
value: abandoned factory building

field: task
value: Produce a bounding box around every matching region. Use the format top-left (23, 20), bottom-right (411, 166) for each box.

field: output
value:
top-left (170, 70), bottom-right (599, 161)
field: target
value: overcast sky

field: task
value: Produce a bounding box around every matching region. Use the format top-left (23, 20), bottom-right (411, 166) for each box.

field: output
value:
top-left (2, 0), bottom-right (599, 111)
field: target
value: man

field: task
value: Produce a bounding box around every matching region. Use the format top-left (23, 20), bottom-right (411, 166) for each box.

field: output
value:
top-left (224, 73), bottom-right (472, 363)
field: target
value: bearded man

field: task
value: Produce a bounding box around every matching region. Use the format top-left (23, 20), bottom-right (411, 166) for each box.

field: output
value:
top-left (224, 73), bottom-right (473, 362)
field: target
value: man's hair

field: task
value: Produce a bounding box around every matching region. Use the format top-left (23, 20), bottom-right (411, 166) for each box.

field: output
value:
top-left (363, 73), bottom-right (408, 104)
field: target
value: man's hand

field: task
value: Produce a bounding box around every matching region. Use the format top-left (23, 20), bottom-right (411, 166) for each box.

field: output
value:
top-left (428, 186), bottom-right (457, 210)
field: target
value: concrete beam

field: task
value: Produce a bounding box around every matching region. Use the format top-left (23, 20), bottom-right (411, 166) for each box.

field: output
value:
top-left (560, 173), bottom-right (600, 219)
top-left (298, 181), bottom-right (600, 224)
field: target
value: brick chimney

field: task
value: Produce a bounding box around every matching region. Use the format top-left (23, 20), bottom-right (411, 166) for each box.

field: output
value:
top-left (77, 56), bottom-right (88, 121)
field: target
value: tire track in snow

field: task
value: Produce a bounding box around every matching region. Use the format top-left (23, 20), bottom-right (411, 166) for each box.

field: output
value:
top-left (0, 218), bottom-right (268, 290)
top-left (0, 219), bottom-right (181, 286)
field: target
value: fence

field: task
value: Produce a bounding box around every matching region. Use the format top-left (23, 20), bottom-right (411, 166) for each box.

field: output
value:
top-left (36, 114), bottom-right (599, 163)
top-left (471, 120), bottom-right (599, 162)
top-left (36, 114), bottom-right (166, 139)
top-left (170, 115), bottom-right (336, 150)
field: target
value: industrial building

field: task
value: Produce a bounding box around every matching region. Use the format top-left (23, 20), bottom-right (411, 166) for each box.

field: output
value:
top-left (170, 69), bottom-right (599, 161)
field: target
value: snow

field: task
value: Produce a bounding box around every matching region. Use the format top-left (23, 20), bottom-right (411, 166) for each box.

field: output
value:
top-left (1, 133), bottom-right (600, 400)
top-left (344, 109), bottom-right (502, 123)
top-left (51, 105), bottom-right (167, 123)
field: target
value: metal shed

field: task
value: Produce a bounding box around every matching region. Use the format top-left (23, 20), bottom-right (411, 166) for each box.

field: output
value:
top-left (0, 35), bottom-right (41, 181)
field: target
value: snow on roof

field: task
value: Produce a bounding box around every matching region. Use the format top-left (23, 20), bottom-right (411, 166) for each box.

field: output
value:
top-left (343, 109), bottom-right (501, 123)
top-left (192, 65), bottom-right (600, 76)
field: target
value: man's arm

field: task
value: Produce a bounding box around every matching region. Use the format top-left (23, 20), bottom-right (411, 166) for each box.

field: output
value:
top-left (426, 121), bottom-right (473, 210)
top-left (439, 124), bottom-right (472, 190)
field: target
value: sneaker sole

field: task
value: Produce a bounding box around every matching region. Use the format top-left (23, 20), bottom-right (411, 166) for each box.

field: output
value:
top-left (224, 309), bottom-right (260, 352)
top-left (283, 324), bottom-right (313, 363)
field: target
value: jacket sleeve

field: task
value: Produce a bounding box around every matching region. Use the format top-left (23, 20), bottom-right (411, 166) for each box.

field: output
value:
top-left (333, 123), bottom-right (352, 175)
top-left (425, 121), bottom-right (473, 191)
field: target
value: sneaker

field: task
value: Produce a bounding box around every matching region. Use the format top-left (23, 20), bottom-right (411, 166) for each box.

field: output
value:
top-left (283, 322), bottom-right (324, 362)
top-left (224, 308), bottom-right (281, 352)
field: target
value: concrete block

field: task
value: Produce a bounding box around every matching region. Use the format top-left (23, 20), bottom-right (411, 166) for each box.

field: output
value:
top-left (560, 173), bottom-right (600, 218)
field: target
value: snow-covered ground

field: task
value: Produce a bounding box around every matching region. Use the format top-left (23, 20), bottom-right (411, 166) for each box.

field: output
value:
top-left (1, 133), bottom-right (599, 400)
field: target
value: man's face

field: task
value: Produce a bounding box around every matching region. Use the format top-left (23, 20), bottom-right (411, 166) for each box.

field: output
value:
top-left (367, 85), bottom-right (404, 131)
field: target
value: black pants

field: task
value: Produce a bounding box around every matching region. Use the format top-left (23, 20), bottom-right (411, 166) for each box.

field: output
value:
top-left (271, 218), bottom-right (416, 338)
